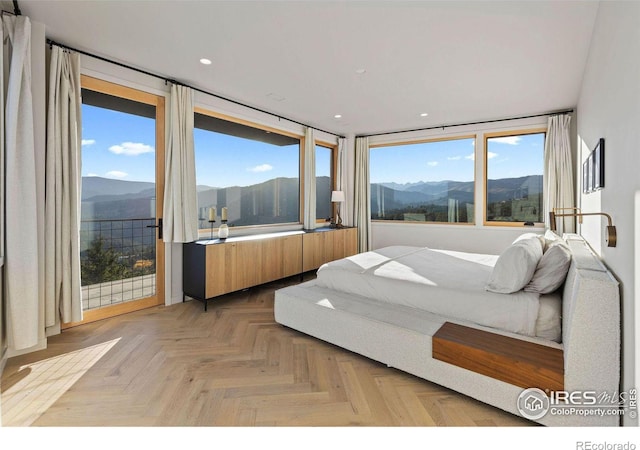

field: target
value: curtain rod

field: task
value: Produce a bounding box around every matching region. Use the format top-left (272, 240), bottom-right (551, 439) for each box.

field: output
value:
top-left (357, 109), bottom-right (574, 138)
top-left (46, 38), bottom-right (346, 139)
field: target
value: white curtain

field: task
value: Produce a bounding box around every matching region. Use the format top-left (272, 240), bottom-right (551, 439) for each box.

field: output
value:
top-left (544, 114), bottom-right (575, 233)
top-left (336, 137), bottom-right (351, 227)
top-left (354, 136), bottom-right (371, 252)
top-left (448, 198), bottom-right (459, 223)
top-left (163, 84), bottom-right (198, 243)
top-left (3, 15), bottom-right (40, 350)
top-left (303, 127), bottom-right (316, 229)
top-left (44, 47), bottom-right (83, 326)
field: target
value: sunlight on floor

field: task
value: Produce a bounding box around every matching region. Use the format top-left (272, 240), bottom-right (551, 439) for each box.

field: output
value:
top-left (1, 338), bottom-right (120, 426)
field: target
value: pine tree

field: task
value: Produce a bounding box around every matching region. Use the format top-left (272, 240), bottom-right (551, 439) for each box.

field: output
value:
top-left (81, 236), bottom-right (129, 285)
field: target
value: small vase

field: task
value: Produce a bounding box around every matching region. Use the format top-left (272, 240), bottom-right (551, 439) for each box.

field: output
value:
top-left (218, 222), bottom-right (229, 239)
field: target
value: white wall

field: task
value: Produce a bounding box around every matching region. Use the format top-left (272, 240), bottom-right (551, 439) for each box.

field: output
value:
top-left (368, 116), bottom-right (553, 254)
top-left (576, 0), bottom-right (640, 427)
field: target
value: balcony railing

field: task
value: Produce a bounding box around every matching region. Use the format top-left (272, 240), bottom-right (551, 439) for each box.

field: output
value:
top-left (80, 218), bottom-right (157, 311)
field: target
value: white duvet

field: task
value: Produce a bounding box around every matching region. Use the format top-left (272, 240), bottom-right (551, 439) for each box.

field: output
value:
top-left (315, 246), bottom-right (560, 339)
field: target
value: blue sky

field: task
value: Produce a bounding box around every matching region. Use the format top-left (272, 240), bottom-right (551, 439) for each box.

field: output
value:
top-left (82, 103), bottom-right (543, 187)
top-left (81, 104), bottom-right (157, 183)
top-left (82, 104), bottom-right (330, 187)
top-left (370, 133), bottom-right (544, 184)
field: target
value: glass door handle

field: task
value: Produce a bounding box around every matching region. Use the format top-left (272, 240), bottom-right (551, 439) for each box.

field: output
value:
top-left (146, 218), bottom-right (163, 240)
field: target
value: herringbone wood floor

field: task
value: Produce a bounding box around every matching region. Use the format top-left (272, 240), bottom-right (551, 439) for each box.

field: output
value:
top-left (1, 274), bottom-right (534, 427)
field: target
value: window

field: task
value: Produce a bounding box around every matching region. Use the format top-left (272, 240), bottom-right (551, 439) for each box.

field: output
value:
top-left (194, 111), bottom-right (301, 229)
top-left (485, 130), bottom-right (546, 225)
top-left (370, 136), bottom-right (476, 223)
top-left (315, 144), bottom-right (334, 221)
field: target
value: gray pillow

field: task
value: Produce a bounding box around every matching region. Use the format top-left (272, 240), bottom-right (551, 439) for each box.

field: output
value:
top-left (486, 237), bottom-right (543, 294)
top-left (525, 242), bottom-right (572, 294)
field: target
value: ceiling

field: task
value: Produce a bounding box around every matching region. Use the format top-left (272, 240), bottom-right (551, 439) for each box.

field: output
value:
top-left (11, 1), bottom-right (599, 137)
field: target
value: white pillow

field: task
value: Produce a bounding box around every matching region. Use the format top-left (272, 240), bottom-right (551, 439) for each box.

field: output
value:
top-left (513, 232), bottom-right (545, 250)
top-left (525, 242), bottom-right (572, 294)
top-left (486, 237), bottom-right (543, 294)
top-left (543, 229), bottom-right (565, 252)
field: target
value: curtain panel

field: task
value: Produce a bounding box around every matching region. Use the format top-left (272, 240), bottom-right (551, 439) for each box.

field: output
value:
top-left (303, 127), bottom-right (316, 229)
top-left (544, 114), bottom-right (575, 233)
top-left (163, 84), bottom-right (198, 243)
top-left (45, 46), bottom-right (83, 327)
top-left (336, 137), bottom-right (352, 227)
top-left (354, 136), bottom-right (371, 252)
top-left (3, 15), bottom-right (41, 350)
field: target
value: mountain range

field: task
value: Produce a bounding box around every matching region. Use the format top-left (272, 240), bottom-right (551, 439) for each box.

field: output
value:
top-left (81, 174), bottom-right (542, 221)
top-left (372, 175), bottom-right (541, 210)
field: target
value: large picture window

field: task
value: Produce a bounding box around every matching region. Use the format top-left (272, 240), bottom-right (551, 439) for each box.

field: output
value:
top-left (370, 136), bottom-right (476, 223)
top-left (485, 130), bottom-right (546, 225)
top-left (194, 111), bottom-right (301, 229)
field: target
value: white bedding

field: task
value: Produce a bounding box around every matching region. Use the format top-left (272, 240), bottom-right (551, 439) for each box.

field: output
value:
top-left (315, 246), bottom-right (561, 340)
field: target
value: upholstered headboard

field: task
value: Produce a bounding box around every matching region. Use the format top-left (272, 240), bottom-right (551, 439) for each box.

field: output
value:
top-left (561, 234), bottom-right (620, 395)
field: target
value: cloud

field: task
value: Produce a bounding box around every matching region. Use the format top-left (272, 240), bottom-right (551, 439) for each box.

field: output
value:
top-left (86, 173), bottom-right (99, 177)
top-left (447, 156), bottom-right (462, 161)
top-left (465, 152), bottom-right (498, 161)
top-left (82, 139), bottom-right (96, 146)
top-left (248, 164), bottom-right (273, 173)
top-left (490, 136), bottom-right (522, 145)
top-left (427, 161), bottom-right (438, 167)
top-left (109, 142), bottom-right (154, 156)
top-left (105, 170), bottom-right (128, 179)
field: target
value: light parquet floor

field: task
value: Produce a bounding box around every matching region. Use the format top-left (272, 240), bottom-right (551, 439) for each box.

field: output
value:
top-left (1, 274), bottom-right (535, 427)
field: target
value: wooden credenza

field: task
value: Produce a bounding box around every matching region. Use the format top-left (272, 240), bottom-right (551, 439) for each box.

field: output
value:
top-left (302, 227), bottom-right (358, 272)
top-left (183, 227), bottom-right (357, 310)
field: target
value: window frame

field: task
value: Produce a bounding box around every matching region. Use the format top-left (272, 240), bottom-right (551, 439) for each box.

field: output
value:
top-left (483, 128), bottom-right (547, 227)
top-left (369, 134), bottom-right (477, 226)
top-left (75, 74), bottom-right (166, 327)
top-left (314, 141), bottom-right (338, 224)
top-left (193, 106), bottom-right (304, 232)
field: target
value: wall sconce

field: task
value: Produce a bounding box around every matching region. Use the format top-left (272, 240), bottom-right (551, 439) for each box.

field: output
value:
top-left (331, 190), bottom-right (345, 229)
top-left (552, 207), bottom-right (583, 224)
top-left (549, 209), bottom-right (617, 247)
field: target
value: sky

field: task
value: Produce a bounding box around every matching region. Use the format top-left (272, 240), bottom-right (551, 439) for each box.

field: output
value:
top-left (81, 104), bottom-right (331, 187)
top-left (370, 133), bottom-right (545, 184)
top-left (81, 104), bottom-right (157, 183)
top-left (81, 103), bottom-right (543, 188)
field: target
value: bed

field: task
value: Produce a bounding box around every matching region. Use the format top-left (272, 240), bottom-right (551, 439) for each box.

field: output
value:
top-left (274, 232), bottom-right (621, 426)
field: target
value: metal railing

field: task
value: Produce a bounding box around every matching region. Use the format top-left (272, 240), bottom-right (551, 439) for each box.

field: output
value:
top-left (80, 218), bottom-right (157, 311)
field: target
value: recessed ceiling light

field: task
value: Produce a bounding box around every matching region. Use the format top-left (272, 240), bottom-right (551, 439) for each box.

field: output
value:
top-left (420, 113), bottom-right (429, 117)
top-left (200, 58), bottom-right (212, 65)
top-left (355, 68), bottom-right (366, 74)
top-left (334, 114), bottom-right (342, 119)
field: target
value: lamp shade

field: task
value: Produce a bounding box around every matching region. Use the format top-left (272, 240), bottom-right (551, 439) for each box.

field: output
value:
top-left (331, 190), bottom-right (345, 203)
